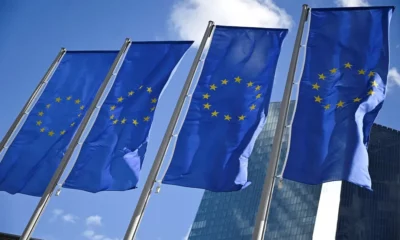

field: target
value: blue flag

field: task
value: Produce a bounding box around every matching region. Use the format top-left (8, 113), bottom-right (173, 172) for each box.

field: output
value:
top-left (63, 41), bottom-right (193, 192)
top-left (0, 51), bottom-right (117, 196)
top-left (283, 7), bottom-right (394, 190)
top-left (162, 26), bottom-right (288, 192)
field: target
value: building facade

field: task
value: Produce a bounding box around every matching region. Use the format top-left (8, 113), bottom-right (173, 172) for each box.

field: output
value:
top-left (336, 124), bottom-right (400, 240)
top-left (0, 232), bottom-right (41, 240)
top-left (188, 101), bottom-right (322, 240)
top-left (189, 101), bottom-right (400, 240)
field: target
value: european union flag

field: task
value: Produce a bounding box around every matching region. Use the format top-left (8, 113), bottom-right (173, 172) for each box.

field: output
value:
top-left (0, 51), bottom-right (117, 196)
top-left (63, 41), bottom-right (193, 192)
top-left (162, 26), bottom-right (288, 192)
top-left (283, 7), bottom-right (394, 190)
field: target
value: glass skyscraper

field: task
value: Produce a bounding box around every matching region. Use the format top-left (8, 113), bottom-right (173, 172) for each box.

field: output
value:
top-left (189, 101), bottom-right (400, 240)
top-left (336, 124), bottom-right (400, 240)
top-left (188, 101), bottom-right (322, 240)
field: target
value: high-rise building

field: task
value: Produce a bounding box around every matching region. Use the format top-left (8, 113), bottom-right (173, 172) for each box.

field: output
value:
top-left (188, 101), bottom-right (322, 240)
top-left (189, 101), bottom-right (400, 240)
top-left (336, 124), bottom-right (400, 240)
top-left (0, 232), bottom-right (42, 240)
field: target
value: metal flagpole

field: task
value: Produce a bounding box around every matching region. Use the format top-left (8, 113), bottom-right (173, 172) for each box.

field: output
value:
top-left (20, 38), bottom-right (132, 240)
top-left (0, 48), bottom-right (66, 152)
top-left (123, 21), bottom-right (215, 240)
top-left (252, 4), bottom-right (309, 240)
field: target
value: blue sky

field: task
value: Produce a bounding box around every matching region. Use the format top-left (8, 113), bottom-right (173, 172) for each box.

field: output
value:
top-left (0, 0), bottom-right (399, 240)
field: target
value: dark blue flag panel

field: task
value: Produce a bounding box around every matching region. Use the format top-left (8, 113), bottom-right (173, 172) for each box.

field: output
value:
top-left (162, 26), bottom-right (288, 192)
top-left (63, 41), bottom-right (193, 192)
top-left (283, 7), bottom-right (394, 190)
top-left (0, 51), bottom-right (118, 196)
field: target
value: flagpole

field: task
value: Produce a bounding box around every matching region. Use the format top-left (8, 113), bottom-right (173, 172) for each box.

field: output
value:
top-left (123, 21), bottom-right (215, 240)
top-left (20, 38), bottom-right (132, 240)
top-left (0, 48), bottom-right (66, 153)
top-left (252, 4), bottom-right (309, 240)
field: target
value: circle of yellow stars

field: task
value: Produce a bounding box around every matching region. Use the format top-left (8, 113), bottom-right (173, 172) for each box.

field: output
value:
top-left (311, 62), bottom-right (378, 110)
top-left (36, 95), bottom-right (86, 137)
top-left (201, 76), bottom-right (262, 122)
top-left (108, 85), bottom-right (156, 126)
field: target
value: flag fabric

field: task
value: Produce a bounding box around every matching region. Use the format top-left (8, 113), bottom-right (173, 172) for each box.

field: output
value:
top-left (63, 41), bottom-right (193, 192)
top-left (162, 26), bottom-right (288, 192)
top-left (283, 7), bottom-right (394, 190)
top-left (0, 51), bottom-right (118, 196)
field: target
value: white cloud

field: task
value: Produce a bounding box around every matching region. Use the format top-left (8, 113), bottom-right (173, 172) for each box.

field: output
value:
top-left (50, 209), bottom-right (64, 222)
top-left (83, 230), bottom-right (95, 238)
top-left (169, 0), bottom-right (293, 46)
top-left (53, 209), bottom-right (64, 216)
top-left (82, 230), bottom-right (119, 240)
top-left (62, 213), bottom-right (78, 223)
top-left (335, 0), bottom-right (369, 7)
top-left (388, 67), bottom-right (400, 89)
top-left (86, 215), bottom-right (103, 227)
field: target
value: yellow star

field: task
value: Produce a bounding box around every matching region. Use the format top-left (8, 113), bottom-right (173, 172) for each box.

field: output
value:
top-left (256, 94), bottom-right (261, 99)
top-left (354, 97), bottom-right (361, 102)
top-left (60, 130), bottom-right (66, 135)
top-left (235, 76), bottom-right (242, 83)
top-left (75, 99), bottom-right (81, 104)
top-left (46, 104), bottom-right (51, 109)
top-left (358, 69), bottom-right (366, 75)
top-left (78, 113), bottom-right (82, 117)
top-left (48, 131), bottom-right (55, 137)
top-left (318, 73), bottom-right (326, 80)
top-left (330, 68), bottom-right (337, 74)
top-left (211, 110), bottom-right (219, 117)
top-left (255, 85), bottom-right (261, 91)
top-left (55, 97), bottom-right (62, 103)
top-left (139, 85), bottom-right (143, 89)
top-left (70, 122), bottom-right (75, 127)
top-left (66, 96), bottom-right (72, 101)
top-left (36, 120), bottom-right (42, 126)
top-left (368, 89), bottom-right (375, 95)
top-left (336, 101), bottom-right (344, 108)
top-left (117, 96), bottom-right (124, 102)
top-left (40, 128), bottom-right (45, 132)
top-left (247, 81), bottom-right (254, 87)
top-left (128, 91), bottom-right (134, 96)
top-left (110, 105), bottom-right (116, 111)
top-left (368, 71), bottom-right (375, 77)
top-left (38, 111), bottom-right (44, 116)
top-left (151, 106), bottom-right (156, 112)
top-left (144, 116), bottom-right (150, 122)
top-left (121, 118), bottom-right (127, 124)
top-left (110, 114), bottom-right (115, 120)
top-left (203, 93), bottom-right (210, 99)
top-left (371, 81), bottom-right (378, 87)
top-left (344, 62), bottom-right (352, 68)
top-left (133, 119), bottom-right (139, 126)
top-left (221, 79), bottom-right (228, 85)
top-left (113, 119), bottom-right (119, 124)
top-left (314, 95), bottom-right (322, 103)
top-left (250, 104), bottom-right (256, 111)
top-left (312, 83), bottom-right (320, 90)
top-left (324, 104), bottom-right (330, 110)
top-left (203, 103), bottom-right (211, 109)
top-left (224, 115), bottom-right (231, 121)
top-left (147, 87), bottom-right (152, 93)
top-left (210, 84), bottom-right (217, 91)
top-left (151, 98), bottom-right (157, 103)
top-left (80, 105), bottom-right (85, 110)
top-left (238, 115), bottom-right (246, 121)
